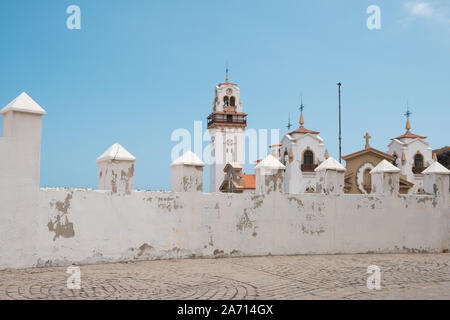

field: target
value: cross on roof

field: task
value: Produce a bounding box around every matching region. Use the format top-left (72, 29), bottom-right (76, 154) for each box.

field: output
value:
top-left (364, 132), bottom-right (371, 149)
top-left (298, 95), bottom-right (305, 114)
top-left (404, 102), bottom-right (412, 120)
top-left (286, 114), bottom-right (292, 131)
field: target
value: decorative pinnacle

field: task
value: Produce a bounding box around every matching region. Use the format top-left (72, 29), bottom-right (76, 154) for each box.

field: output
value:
top-left (299, 95), bottom-right (305, 126)
top-left (404, 101), bottom-right (412, 132)
top-left (286, 114), bottom-right (292, 131)
top-left (433, 152), bottom-right (438, 162)
top-left (225, 63), bottom-right (229, 83)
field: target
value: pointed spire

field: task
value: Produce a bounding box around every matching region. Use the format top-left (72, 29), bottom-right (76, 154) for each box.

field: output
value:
top-left (325, 149), bottom-right (329, 159)
top-left (433, 152), bottom-right (438, 162)
top-left (225, 62), bottom-right (229, 83)
top-left (299, 95), bottom-right (305, 127)
top-left (404, 101), bottom-right (412, 132)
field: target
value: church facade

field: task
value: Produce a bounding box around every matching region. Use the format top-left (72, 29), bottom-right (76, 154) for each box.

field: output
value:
top-left (213, 77), bottom-right (443, 196)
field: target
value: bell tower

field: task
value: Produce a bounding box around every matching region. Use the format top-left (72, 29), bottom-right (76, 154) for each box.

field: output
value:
top-left (207, 70), bottom-right (247, 192)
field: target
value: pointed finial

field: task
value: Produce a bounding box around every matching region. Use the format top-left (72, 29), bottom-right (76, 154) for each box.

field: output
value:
top-left (325, 149), bottom-right (329, 159)
top-left (286, 114), bottom-right (292, 132)
top-left (433, 152), bottom-right (438, 162)
top-left (404, 101), bottom-right (412, 132)
top-left (225, 62), bottom-right (229, 83)
top-left (299, 95), bottom-right (305, 126)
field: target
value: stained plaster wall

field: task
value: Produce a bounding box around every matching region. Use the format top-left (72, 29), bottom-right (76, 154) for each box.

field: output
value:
top-left (1, 187), bottom-right (448, 270)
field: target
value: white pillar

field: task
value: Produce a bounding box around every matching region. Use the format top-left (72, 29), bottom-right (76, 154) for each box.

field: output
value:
top-left (0, 92), bottom-right (46, 268)
top-left (255, 154), bottom-right (286, 194)
top-left (423, 161), bottom-right (450, 201)
top-left (96, 143), bottom-right (136, 195)
top-left (171, 151), bottom-right (205, 192)
top-left (370, 160), bottom-right (400, 196)
top-left (314, 157), bottom-right (346, 195)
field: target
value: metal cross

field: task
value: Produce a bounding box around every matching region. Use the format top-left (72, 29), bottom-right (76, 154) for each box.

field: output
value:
top-left (404, 101), bottom-right (412, 120)
top-left (286, 114), bottom-right (292, 131)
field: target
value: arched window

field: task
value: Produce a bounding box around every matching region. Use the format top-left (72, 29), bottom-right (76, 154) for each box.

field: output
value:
top-left (304, 150), bottom-right (313, 166)
top-left (414, 153), bottom-right (423, 168)
top-left (302, 150), bottom-right (314, 172)
top-left (413, 153), bottom-right (424, 173)
top-left (230, 96), bottom-right (236, 106)
top-left (223, 96), bottom-right (229, 107)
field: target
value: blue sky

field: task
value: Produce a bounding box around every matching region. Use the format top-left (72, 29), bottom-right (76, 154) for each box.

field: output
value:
top-left (0, 0), bottom-right (449, 191)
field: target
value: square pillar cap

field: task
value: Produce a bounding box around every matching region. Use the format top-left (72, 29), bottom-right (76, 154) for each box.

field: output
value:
top-left (96, 143), bottom-right (136, 163)
top-left (422, 161), bottom-right (450, 175)
top-left (255, 154), bottom-right (286, 170)
top-left (315, 157), bottom-right (346, 172)
top-left (1, 92), bottom-right (46, 115)
top-left (171, 150), bottom-right (205, 167)
top-left (370, 159), bottom-right (401, 174)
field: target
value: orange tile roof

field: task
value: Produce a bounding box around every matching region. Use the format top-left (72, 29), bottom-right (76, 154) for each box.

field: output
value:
top-left (391, 130), bottom-right (426, 140)
top-left (289, 126), bottom-right (319, 135)
top-left (242, 174), bottom-right (255, 189)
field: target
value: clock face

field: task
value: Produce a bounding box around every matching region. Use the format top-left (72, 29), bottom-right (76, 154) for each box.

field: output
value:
top-left (226, 88), bottom-right (232, 95)
top-left (226, 139), bottom-right (233, 146)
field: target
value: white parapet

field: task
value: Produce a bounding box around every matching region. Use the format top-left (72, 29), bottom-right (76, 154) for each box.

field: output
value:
top-left (96, 143), bottom-right (136, 195)
top-left (422, 161), bottom-right (450, 200)
top-left (171, 151), bottom-right (205, 192)
top-left (370, 159), bottom-right (400, 196)
top-left (255, 154), bottom-right (286, 194)
top-left (0, 92), bottom-right (46, 268)
top-left (314, 157), bottom-right (346, 195)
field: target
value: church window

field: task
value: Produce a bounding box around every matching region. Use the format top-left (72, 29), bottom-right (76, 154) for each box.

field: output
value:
top-left (413, 153), bottom-right (424, 173)
top-left (230, 96), bottom-right (236, 106)
top-left (414, 153), bottom-right (423, 168)
top-left (224, 96), bottom-right (229, 107)
top-left (304, 150), bottom-right (313, 165)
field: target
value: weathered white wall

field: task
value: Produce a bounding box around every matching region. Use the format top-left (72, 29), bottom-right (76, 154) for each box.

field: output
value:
top-left (0, 188), bottom-right (448, 270)
top-left (0, 94), bottom-right (449, 270)
top-left (0, 111), bottom-right (43, 269)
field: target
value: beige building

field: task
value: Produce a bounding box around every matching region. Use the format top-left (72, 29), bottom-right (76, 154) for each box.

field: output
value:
top-left (343, 133), bottom-right (413, 194)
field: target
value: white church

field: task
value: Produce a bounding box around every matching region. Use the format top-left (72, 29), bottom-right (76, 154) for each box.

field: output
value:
top-left (207, 74), bottom-right (444, 195)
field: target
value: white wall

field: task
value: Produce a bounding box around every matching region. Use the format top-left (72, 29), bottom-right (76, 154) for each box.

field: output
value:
top-left (0, 101), bottom-right (449, 270)
top-left (0, 187), bottom-right (448, 270)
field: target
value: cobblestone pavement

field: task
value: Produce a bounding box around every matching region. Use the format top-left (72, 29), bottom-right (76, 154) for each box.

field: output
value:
top-left (0, 253), bottom-right (449, 300)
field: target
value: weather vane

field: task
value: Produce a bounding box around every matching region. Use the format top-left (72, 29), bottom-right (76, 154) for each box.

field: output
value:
top-left (299, 95), bottom-right (305, 114)
top-left (225, 62), bottom-right (229, 83)
top-left (286, 114), bottom-right (292, 131)
top-left (404, 100), bottom-right (412, 120)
